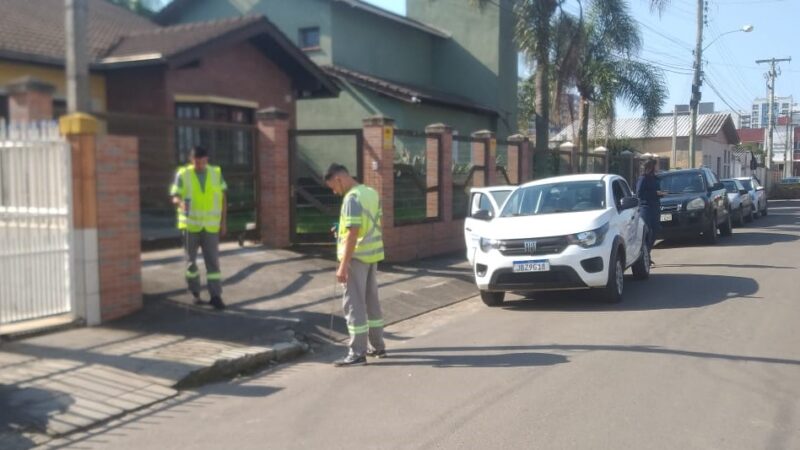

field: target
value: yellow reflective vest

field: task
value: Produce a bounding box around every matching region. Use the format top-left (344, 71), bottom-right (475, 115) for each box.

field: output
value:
top-left (337, 184), bottom-right (385, 264)
top-left (170, 165), bottom-right (226, 233)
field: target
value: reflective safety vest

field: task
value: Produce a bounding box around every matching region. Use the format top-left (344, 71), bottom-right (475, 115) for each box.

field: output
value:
top-left (170, 165), bottom-right (225, 233)
top-left (338, 184), bottom-right (385, 264)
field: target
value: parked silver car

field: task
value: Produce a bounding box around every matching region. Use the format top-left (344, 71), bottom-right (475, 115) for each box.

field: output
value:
top-left (722, 178), bottom-right (755, 225)
top-left (735, 176), bottom-right (767, 217)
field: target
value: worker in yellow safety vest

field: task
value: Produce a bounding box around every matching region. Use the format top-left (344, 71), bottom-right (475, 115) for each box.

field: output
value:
top-left (170, 146), bottom-right (228, 310)
top-left (324, 163), bottom-right (386, 366)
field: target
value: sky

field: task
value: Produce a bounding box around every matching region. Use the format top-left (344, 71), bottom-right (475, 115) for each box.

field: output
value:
top-left (364, 0), bottom-right (800, 118)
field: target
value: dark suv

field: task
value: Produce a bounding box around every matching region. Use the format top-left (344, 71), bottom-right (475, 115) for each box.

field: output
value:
top-left (657, 168), bottom-right (732, 244)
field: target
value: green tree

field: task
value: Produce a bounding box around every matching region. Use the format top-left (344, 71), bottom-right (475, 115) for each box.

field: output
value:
top-left (565, 0), bottom-right (667, 170)
top-left (512, 0), bottom-right (671, 157)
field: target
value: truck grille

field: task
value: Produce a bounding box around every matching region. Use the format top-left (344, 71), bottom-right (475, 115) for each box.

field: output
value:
top-left (499, 236), bottom-right (569, 256)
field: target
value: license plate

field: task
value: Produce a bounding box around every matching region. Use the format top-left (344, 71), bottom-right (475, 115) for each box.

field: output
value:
top-left (660, 213), bottom-right (672, 222)
top-left (512, 260), bottom-right (550, 273)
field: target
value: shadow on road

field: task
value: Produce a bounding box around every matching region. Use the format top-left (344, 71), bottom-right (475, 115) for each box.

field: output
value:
top-left (656, 231), bottom-right (798, 248)
top-left (371, 351), bottom-right (568, 369)
top-left (0, 384), bottom-right (73, 449)
top-left (501, 273), bottom-right (759, 312)
top-left (387, 344), bottom-right (800, 367)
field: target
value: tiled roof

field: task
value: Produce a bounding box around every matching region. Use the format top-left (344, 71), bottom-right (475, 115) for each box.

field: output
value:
top-left (554, 113), bottom-right (740, 144)
top-left (105, 15), bottom-right (263, 60)
top-left (737, 127), bottom-right (765, 143)
top-left (0, 0), bottom-right (157, 65)
top-left (323, 65), bottom-right (497, 116)
top-left (0, 4), bottom-right (338, 97)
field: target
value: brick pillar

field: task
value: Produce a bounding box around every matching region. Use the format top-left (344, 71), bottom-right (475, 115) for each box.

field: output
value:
top-left (426, 123), bottom-right (453, 220)
top-left (61, 114), bottom-right (143, 324)
top-left (472, 130), bottom-right (496, 185)
top-left (95, 135), bottom-right (142, 321)
top-left (6, 77), bottom-right (55, 122)
top-left (60, 114), bottom-right (101, 325)
top-left (256, 107), bottom-right (291, 248)
top-left (470, 134), bottom-right (487, 187)
top-left (508, 134), bottom-right (532, 183)
top-left (361, 116), bottom-right (396, 256)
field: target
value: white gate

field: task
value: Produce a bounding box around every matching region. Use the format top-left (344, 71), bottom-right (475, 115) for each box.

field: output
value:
top-left (0, 121), bottom-right (74, 331)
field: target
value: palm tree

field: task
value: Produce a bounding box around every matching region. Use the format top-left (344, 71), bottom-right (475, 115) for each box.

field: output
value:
top-left (567, 0), bottom-right (667, 170)
top-left (513, 0), bottom-right (671, 156)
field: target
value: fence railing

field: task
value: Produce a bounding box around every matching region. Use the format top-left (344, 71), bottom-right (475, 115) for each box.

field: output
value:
top-left (394, 129), bottom-right (441, 226)
top-left (290, 129), bottom-right (362, 241)
top-left (96, 112), bottom-right (258, 243)
top-left (0, 121), bottom-right (74, 327)
top-left (452, 134), bottom-right (488, 219)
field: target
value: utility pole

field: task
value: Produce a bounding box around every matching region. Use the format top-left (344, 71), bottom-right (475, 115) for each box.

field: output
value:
top-left (671, 105), bottom-right (678, 167)
top-left (784, 111), bottom-right (791, 179)
top-left (65, 0), bottom-right (91, 113)
top-left (756, 57), bottom-right (791, 192)
top-left (688, 0), bottom-right (706, 169)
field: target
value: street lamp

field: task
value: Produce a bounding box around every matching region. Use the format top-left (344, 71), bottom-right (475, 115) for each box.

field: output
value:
top-left (703, 25), bottom-right (754, 52)
top-left (689, 24), bottom-right (754, 168)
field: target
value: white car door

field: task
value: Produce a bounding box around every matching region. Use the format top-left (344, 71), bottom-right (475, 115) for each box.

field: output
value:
top-left (464, 187), bottom-right (512, 265)
top-left (611, 179), bottom-right (639, 262)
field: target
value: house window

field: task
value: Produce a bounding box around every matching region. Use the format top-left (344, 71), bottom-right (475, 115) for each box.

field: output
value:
top-left (299, 27), bottom-right (320, 50)
top-left (174, 102), bottom-right (254, 165)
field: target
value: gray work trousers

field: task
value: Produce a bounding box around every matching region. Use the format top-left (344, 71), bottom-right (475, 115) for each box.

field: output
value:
top-left (342, 259), bottom-right (385, 357)
top-left (184, 230), bottom-right (222, 298)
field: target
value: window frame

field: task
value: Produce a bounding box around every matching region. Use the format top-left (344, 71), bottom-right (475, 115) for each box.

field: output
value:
top-left (299, 27), bottom-right (321, 51)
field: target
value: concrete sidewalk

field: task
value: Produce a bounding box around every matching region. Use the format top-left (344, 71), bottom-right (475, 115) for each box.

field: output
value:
top-left (0, 244), bottom-right (475, 446)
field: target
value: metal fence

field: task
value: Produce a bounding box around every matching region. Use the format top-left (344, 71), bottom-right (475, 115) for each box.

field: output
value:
top-left (452, 134), bottom-right (487, 219)
top-left (290, 129), bottom-right (362, 242)
top-left (0, 121), bottom-right (74, 328)
top-left (395, 130), bottom-right (441, 225)
top-left (98, 112), bottom-right (258, 245)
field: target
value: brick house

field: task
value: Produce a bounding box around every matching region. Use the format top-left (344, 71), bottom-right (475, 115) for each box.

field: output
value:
top-left (156, 0), bottom-right (518, 138)
top-left (1, 0), bottom-right (339, 242)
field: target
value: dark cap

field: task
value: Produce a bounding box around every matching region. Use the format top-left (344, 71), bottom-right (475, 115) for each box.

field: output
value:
top-left (190, 146), bottom-right (209, 158)
top-left (324, 163), bottom-right (349, 181)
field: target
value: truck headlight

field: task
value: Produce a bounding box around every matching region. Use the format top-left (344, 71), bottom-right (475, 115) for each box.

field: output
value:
top-left (567, 223), bottom-right (609, 248)
top-left (479, 237), bottom-right (501, 253)
top-left (686, 197), bottom-right (705, 211)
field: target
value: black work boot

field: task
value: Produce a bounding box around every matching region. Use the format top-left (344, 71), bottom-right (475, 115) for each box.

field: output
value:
top-left (333, 354), bottom-right (367, 367)
top-left (192, 292), bottom-right (205, 305)
top-left (366, 348), bottom-right (387, 359)
top-left (209, 296), bottom-right (226, 310)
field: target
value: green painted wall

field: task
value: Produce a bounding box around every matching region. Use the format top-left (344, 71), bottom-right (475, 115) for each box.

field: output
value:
top-left (169, 0), bottom-right (334, 66)
top-left (164, 0), bottom-right (507, 136)
top-left (330, 4), bottom-right (434, 87)
top-left (297, 82), bottom-right (492, 133)
top-left (407, 0), bottom-right (517, 137)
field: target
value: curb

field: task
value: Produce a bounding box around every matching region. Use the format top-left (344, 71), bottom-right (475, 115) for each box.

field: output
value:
top-left (174, 339), bottom-right (310, 390)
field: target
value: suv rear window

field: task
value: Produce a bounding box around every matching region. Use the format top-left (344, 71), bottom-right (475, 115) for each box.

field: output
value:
top-left (659, 172), bottom-right (706, 194)
top-left (739, 179), bottom-right (753, 191)
top-left (721, 180), bottom-right (739, 194)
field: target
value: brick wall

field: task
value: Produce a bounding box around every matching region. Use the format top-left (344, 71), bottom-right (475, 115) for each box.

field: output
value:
top-left (164, 41), bottom-right (296, 124)
top-left (364, 119), bottom-right (466, 262)
top-left (95, 135), bottom-right (142, 321)
top-left (105, 66), bottom-right (167, 115)
top-left (256, 108), bottom-right (291, 248)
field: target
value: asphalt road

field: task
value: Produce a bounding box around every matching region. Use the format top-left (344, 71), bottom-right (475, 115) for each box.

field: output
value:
top-left (45, 201), bottom-right (800, 450)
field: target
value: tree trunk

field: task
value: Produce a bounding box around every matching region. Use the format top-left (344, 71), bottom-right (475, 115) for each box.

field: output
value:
top-left (578, 96), bottom-right (590, 172)
top-left (533, 0), bottom-right (558, 155)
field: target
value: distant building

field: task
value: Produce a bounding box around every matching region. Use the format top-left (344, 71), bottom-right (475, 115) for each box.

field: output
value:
top-left (740, 96), bottom-right (795, 129)
top-left (553, 113), bottom-right (740, 177)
